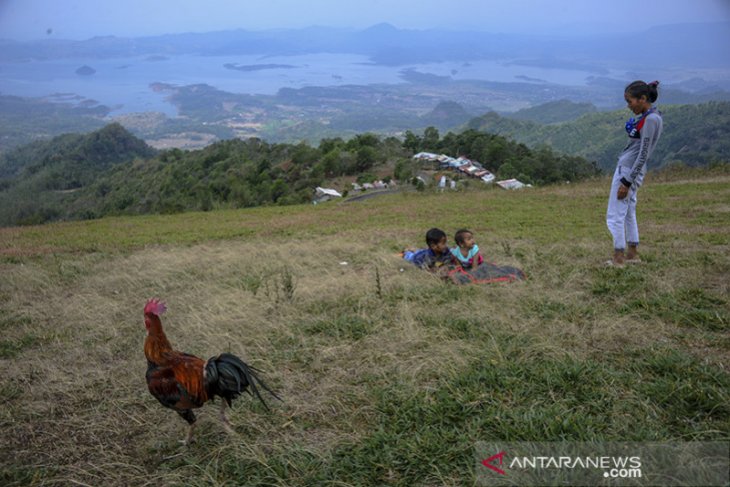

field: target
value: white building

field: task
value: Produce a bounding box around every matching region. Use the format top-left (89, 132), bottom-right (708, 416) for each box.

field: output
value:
top-left (313, 187), bottom-right (343, 203)
top-left (496, 179), bottom-right (528, 190)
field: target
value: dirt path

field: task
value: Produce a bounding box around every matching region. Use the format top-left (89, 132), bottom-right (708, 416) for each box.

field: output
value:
top-left (344, 189), bottom-right (400, 202)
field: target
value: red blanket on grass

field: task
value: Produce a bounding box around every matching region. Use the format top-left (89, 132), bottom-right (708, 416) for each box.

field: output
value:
top-left (447, 262), bottom-right (526, 285)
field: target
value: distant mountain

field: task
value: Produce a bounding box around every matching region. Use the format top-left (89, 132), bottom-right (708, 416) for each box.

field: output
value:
top-left (466, 101), bottom-right (730, 171)
top-left (2, 22), bottom-right (729, 70)
top-left (420, 101), bottom-right (473, 129)
top-left (504, 100), bottom-right (598, 124)
top-left (2, 22), bottom-right (730, 153)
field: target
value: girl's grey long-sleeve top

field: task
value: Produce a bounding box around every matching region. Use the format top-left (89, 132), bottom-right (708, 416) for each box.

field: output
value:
top-left (617, 110), bottom-right (663, 188)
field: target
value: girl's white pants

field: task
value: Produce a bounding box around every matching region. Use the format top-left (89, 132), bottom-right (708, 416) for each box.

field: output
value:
top-left (606, 166), bottom-right (640, 251)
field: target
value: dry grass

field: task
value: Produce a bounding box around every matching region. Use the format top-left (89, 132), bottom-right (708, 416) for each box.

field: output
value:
top-left (1, 172), bottom-right (729, 486)
top-left (0, 240), bottom-right (461, 482)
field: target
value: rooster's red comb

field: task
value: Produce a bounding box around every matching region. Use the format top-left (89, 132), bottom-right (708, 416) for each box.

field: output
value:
top-left (144, 298), bottom-right (167, 316)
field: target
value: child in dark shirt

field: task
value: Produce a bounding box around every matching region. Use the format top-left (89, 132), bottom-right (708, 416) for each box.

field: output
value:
top-left (404, 228), bottom-right (454, 270)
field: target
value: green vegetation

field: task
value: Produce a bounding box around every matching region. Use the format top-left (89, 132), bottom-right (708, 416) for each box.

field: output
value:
top-left (467, 101), bottom-right (730, 171)
top-left (402, 127), bottom-right (600, 184)
top-left (0, 123), bottom-right (600, 227)
top-left (1, 100), bottom-right (727, 228)
top-left (1, 167), bottom-right (728, 486)
top-left (0, 123), bottom-right (156, 226)
top-left (3, 78), bottom-right (729, 154)
top-left (0, 122), bottom-right (155, 182)
top-left (504, 99), bottom-right (598, 124)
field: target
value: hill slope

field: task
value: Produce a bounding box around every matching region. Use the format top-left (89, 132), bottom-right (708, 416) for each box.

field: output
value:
top-left (0, 125), bottom-right (600, 227)
top-left (1, 168), bottom-right (728, 486)
top-left (466, 101), bottom-right (730, 170)
top-left (420, 100), bottom-right (473, 129)
top-left (0, 123), bottom-right (156, 225)
top-left (504, 99), bottom-right (598, 124)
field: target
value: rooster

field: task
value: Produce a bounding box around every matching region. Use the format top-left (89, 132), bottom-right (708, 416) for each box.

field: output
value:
top-left (143, 298), bottom-right (280, 444)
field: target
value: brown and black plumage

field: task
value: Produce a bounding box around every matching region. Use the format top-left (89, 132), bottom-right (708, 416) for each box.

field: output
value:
top-left (143, 298), bottom-right (280, 444)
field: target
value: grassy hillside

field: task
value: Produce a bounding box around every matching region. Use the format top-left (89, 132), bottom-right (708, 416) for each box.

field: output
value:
top-left (467, 101), bottom-right (730, 171)
top-left (1, 166), bottom-right (729, 486)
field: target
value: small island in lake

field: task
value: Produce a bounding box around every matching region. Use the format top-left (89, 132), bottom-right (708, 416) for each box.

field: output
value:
top-left (75, 65), bottom-right (96, 76)
top-left (515, 74), bottom-right (547, 83)
top-left (223, 63), bottom-right (296, 72)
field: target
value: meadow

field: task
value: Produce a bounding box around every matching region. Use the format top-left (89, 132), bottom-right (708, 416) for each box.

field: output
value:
top-left (1, 167), bottom-right (729, 486)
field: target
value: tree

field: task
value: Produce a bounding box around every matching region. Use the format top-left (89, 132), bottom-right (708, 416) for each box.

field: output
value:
top-left (403, 130), bottom-right (421, 152)
top-left (318, 149), bottom-right (342, 177)
top-left (394, 158), bottom-right (415, 181)
top-left (356, 146), bottom-right (378, 172)
top-left (291, 142), bottom-right (319, 167)
top-left (470, 136), bottom-right (489, 163)
top-left (517, 173), bottom-right (533, 185)
top-left (355, 133), bottom-right (380, 148)
top-left (356, 173), bottom-right (376, 184)
top-left (439, 131), bottom-right (459, 155)
top-left (270, 179), bottom-right (288, 203)
top-left (485, 139), bottom-right (508, 170)
top-left (318, 137), bottom-right (344, 154)
top-left (422, 126), bottom-right (440, 151)
top-left (498, 162), bottom-right (518, 179)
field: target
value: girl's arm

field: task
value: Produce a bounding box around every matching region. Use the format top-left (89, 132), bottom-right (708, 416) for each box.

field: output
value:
top-left (621, 115), bottom-right (660, 187)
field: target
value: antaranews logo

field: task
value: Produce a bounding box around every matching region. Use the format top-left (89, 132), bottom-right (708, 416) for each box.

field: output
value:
top-left (476, 441), bottom-right (729, 487)
top-left (481, 450), bottom-right (642, 479)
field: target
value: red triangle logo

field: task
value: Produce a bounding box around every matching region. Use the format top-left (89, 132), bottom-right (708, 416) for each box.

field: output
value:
top-left (482, 451), bottom-right (507, 475)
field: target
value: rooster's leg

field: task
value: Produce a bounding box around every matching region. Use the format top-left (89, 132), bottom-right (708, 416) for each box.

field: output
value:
top-left (183, 423), bottom-right (196, 445)
top-left (219, 400), bottom-right (234, 434)
top-left (177, 409), bottom-right (197, 445)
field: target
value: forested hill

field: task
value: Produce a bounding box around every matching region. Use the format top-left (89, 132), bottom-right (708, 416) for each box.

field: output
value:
top-left (0, 123), bottom-right (599, 227)
top-left (504, 100), bottom-right (598, 124)
top-left (466, 101), bottom-right (730, 171)
top-left (0, 124), bottom-right (156, 225)
top-left (0, 122), bottom-right (155, 183)
top-left (4, 99), bottom-right (728, 228)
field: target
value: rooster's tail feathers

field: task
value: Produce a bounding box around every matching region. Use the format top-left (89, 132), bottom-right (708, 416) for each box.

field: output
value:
top-left (204, 353), bottom-right (281, 410)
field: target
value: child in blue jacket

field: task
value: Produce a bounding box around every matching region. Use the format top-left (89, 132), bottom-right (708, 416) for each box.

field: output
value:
top-left (404, 228), bottom-right (454, 270)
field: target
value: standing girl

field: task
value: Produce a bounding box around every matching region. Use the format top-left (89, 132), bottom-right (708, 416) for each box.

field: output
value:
top-left (606, 80), bottom-right (663, 266)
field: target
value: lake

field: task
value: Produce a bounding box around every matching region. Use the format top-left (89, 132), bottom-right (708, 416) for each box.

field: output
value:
top-left (0, 52), bottom-right (655, 116)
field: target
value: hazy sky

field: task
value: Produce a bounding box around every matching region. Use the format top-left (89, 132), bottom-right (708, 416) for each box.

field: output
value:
top-left (1, 0), bottom-right (729, 40)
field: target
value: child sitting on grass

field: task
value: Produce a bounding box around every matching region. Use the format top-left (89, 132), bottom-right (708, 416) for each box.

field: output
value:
top-left (450, 229), bottom-right (483, 270)
top-left (403, 227), bottom-right (454, 271)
